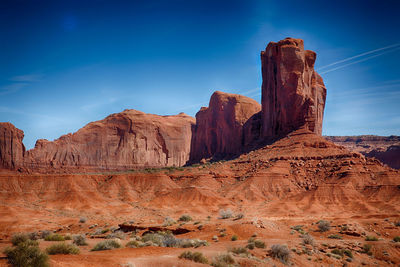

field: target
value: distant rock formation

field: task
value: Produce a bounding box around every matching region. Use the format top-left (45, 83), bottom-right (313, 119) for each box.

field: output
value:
top-left (0, 122), bottom-right (25, 171)
top-left (0, 110), bottom-right (195, 172)
top-left (326, 135), bottom-right (400, 169)
top-left (261, 38), bottom-right (327, 138)
top-left (190, 91), bottom-right (261, 161)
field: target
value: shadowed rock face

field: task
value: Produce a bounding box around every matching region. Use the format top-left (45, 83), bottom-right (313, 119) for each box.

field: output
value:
top-left (190, 91), bottom-right (261, 161)
top-left (0, 110), bottom-right (195, 172)
top-left (261, 38), bottom-right (327, 138)
top-left (0, 122), bottom-right (25, 170)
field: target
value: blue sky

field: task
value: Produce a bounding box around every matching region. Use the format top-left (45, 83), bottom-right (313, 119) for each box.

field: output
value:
top-left (1, 0), bottom-right (399, 149)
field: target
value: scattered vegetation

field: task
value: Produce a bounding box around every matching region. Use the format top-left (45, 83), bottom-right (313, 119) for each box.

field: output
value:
top-left (163, 217), bottom-right (176, 226)
top-left (73, 235), bottom-right (88, 246)
top-left (254, 240), bottom-right (266, 248)
top-left (229, 246), bottom-right (249, 256)
top-left (301, 234), bottom-right (314, 246)
top-left (318, 220), bottom-right (331, 232)
top-left (270, 244), bottom-right (290, 265)
top-left (211, 253), bottom-right (236, 267)
top-left (125, 240), bottom-right (144, 248)
top-left (231, 235), bottom-right (238, 241)
top-left (291, 225), bottom-right (305, 234)
top-left (91, 240), bottom-right (121, 251)
top-left (40, 231), bottom-right (51, 239)
top-left (395, 221), bottom-right (400, 227)
top-left (140, 231), bottom-right (208, 248)
top-left (44, 234), bottom-right (65, 241)
top-left (106, 230), bottom-right (125, 240)
top-left (46, 243), bottom-right (79, 255)
top-left (178, 214), bottom-right (192, 222)
top-left (365, 236), bottom-right (378, 241)
top-left (331, 248), bottom-right (353, 258)
top-left (362, 244), bottom-right (373, 255)
top-left (11, 233), bottom-right (30, 246)
top-left (328, 234), bottom-right (343, 239)
top-left (4, 239), bottom-right (49, 267)
top-left (219, 209), bottom-right (233, 219)
top-left (179, 251), bottom-right (208, 264)
top-left (393, 236), bottom-right (400, 242)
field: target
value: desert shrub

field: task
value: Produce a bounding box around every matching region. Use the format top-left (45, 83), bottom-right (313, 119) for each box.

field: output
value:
top-left (229, 246), bottom-right (249, 256)
top-left (270, 244), bottom-right (290, 264)
top-left (328, 234), bottom-right (342, 239)
top-left (73, 235), bottom-right (88, 246)
top-left (141, 232), bottom-right (207, 248)
top-left (393, 236), bottom-right (400, 242)
top-left (28, 232), bottom-right (40, 241)
top-left (126, 240), bottom-right (145, 248)
top-left (44, 234), bottom-right (64, 241)
top-left (331, 249), bottom-right (343, 257)
top-left (178, 214), bottom-right (192, 222)
top-left (179, 251), bottom-right (208, 264)
top-left (40, 231), bottom-right (51, 239)
top-left (46, 243), bottom-right (79, 255)
top-left (302, 234), bottom-right (314, 246)
top-left (211, 253), bottom-right (235, 267)
top-left (91, 240), bottom-right (121, 251)
top-left (11, 233), bottom-right (29, 246)
top-left (4, 240), bottom-right (49, 267)
top-left (254, 240), bottom-right (266, 248)
top-left (63, 234), bottom-right (72, 240)
top-left (101, 229), bottom-right (109, 234)
top-left (318, 220), bottom-right (331, 232)
top-left (219, 232), bottom-right (227, 237)
top-left (231, 235), bottom-right (238, 241)
top-left (246, 242), bottom-right (255, 250)
top-left (193, 221), bottom-right (201, 225)
top-left (343, 249), bottom-right (353, 258)
top-left (219, 209), bottom-right (233, 219)
top-left (163, 217), bottom-right (176, 226)
top-left (106, 230), bottom-right (125, 240)
top-left (363, 244), bottom-right (372, 255)
top-left (79, 217), bottom-right (87, 223)
top-left (365, 236), bottom-right (378, 241)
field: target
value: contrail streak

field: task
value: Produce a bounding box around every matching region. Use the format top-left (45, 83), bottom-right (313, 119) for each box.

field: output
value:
top-left (319, 47), bottom-right (400, 74)
top-left (318, 43), bottom-right (400, 70)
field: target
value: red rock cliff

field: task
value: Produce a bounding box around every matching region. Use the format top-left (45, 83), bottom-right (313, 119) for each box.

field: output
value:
top-left (0, 122), bottom-right (25, 170)
top-left (24, 110), bottom-right (195, 172)
top-left (190, 91), bottom-right (261, 161)
top-left (261, 38), bottom-right (327, 138)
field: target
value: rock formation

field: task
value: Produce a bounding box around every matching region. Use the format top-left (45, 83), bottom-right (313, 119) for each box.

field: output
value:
top-left (0, 122), bottom-right (25, 171)
top-left (261, 38), bottom-right (327, 138)
top-left (326, 135), bottom-right (400, 169)
top-left (190, 91), bottom-right (261, 161)
top-left (1, 110), bottom-right (195, 172)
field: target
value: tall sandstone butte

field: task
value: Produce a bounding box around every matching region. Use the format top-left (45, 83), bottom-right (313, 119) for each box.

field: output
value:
top-left (0, 122), bottom-right (25, 170)
top-left (190, 91), bottom-right (261, 161)
top-left (0, 110), bottom-right (195, 172)
top-left (261, 38), bottom-right (327, 138)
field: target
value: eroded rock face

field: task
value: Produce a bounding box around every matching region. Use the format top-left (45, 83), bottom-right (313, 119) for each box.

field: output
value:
top-left (261, 38), bottom-right (327, 138)
top-left (0, 122), bottom-right (25, 170)
top-left (25, 110), bottom-right (195, 172)
top-left (190, 91), bottom-right (261, 161)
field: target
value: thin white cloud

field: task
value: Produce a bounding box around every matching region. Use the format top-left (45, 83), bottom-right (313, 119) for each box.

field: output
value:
top-left (318, 43), bottom-right (400, 71)
top-left (319, 46), bottom-right (400, 74)
top-left (0, 106), bottom-right (63, 121)
top-left (0, 83), bottom-right (28, 96)
top-left (10, 74), bottom-right (43, 82)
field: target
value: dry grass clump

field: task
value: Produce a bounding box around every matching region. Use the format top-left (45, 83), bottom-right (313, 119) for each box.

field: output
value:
top-left (318, 220), bottom-right (331, 232)
top-left (4, 240), bottom-right (49, 267)
top-left (301, 234), bottom-right (314, 246)
top-left (44, 234), bottom-right (65, 241)
top-left (365, 236), bottom-right (378, 241)
top-left (91, 240), bottom-right (121, 251)
top-left (211, 253), bottom-right (235, 267)
top-left (270, 244), bottom-right (290, 265)
top-left (219, 209), bottom-right (233, 219)
top-left (179, 251), bottom-right (208, 264)
top-left (178, 214), bottom-right (192, 222)
top-left (46, 243), bottom-right (79, 255)
top-left (73, 235), bottom-right (88, 246)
